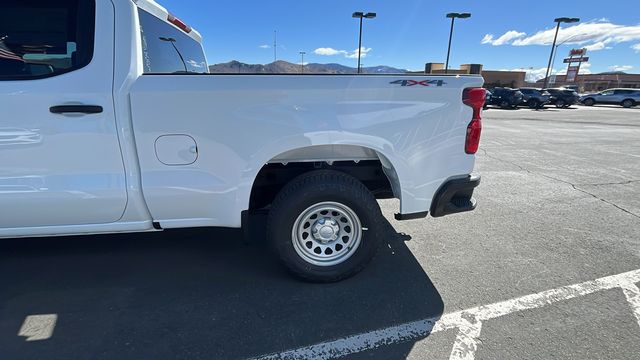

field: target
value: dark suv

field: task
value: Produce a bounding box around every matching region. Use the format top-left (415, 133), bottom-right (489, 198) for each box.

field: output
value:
top-left (486, 87), bottom-right (523, 109)
top-left (545, 88), bottom-right (580, 108)
top-left (517, 88), bottom-right (551, 109)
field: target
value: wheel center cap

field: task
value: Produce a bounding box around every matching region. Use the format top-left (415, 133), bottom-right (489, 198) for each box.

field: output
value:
top-left (312, 218), bottom-right (340, 243)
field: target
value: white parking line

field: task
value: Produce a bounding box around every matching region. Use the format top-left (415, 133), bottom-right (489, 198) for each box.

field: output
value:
top-left (17, 314), bottom-right (58, 342)
top-left (250, 269), bottom-right (640, 360)
top-left (621, 283), bottom-right (640, 328)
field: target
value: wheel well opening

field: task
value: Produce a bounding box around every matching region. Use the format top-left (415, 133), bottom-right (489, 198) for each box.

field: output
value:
top-left (249, 160), bottom-right (394, 210)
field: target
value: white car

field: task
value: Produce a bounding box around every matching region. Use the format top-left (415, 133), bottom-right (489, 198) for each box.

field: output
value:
top-left (0, 0), bottom-right (484, 282)
top-left (580, 88), bottom-right (640, 108)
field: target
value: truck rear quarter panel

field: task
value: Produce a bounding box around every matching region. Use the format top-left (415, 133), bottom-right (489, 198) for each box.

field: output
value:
top-left (129, 74), bottom-right (483, 228)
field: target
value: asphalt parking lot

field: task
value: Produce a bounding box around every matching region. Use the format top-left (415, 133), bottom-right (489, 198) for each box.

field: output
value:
top-left (1, 104), bottom-right (639, 360)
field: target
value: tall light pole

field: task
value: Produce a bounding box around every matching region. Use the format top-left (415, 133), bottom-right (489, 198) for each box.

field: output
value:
top-left (444, 13), bottom-right (471, 74)
top-left (299, 51), bottom-right (306, 74)
top-left (542, 17), bottom-right (580, 89)
top-left (550, 34), bottom-right (581, 79)
top-left (352, 11), bottom-right (376, 74)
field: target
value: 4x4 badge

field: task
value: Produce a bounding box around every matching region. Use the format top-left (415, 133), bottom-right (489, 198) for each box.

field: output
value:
top-left (389, 80), bottom-right (446, 87)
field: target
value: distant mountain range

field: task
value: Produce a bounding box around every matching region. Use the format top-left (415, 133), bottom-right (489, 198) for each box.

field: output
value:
top-left (208, 60), bottom-right (407, 74)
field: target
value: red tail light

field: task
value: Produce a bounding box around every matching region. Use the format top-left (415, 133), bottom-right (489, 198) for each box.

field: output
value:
top-left (168, 14), bottom-right (192, 34)
top-left (462, 87), bottom-right (486, 154)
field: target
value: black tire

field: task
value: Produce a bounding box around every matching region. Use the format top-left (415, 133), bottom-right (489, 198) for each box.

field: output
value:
top-left (267, 170), bottom-right (383, 282)
top-left (555, 99), bottom-right (565, 108)
top-left (622, 99), bottom-right (635, 108)
top-left (528, 99), bottom-right (539, 109)
top-left (500, 100), bottom-right (510, 109)
top-left (583, 98), bottom-right (595, 106)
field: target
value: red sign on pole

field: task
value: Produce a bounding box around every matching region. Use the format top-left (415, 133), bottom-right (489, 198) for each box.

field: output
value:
top-left (566, 66), bottom-right (580, 82)
top-left (564, 49), bottom-right (588, 83)
top-left (564, 57), bottom-right (589, 63)
top-left (569, 48), bottom-right (587, 57)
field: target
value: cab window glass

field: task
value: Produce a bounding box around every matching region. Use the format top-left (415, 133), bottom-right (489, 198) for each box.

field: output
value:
top-left (0, 0), bottom-right (95, 80)
top-left (138, 9), bottom-right (208, 74)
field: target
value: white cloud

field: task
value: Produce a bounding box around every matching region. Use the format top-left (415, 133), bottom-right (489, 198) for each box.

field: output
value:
top-left (505, 67), bottom-right (549, 82)
top-left (482, 31), bottom-right (526, 46)
top-left (481, 34), bottom-right (494, 44)
top-left (583, 41), bottom-right (611, 51)
top-left (314, 47), bottom-right (373, 59)
top-left (484, 21), bottom-right (640, 52)
top-left (633, 43), bottom-right (640, 52)
top-left (258, 44), bottom-right (270, 49)
top-left (504, 63), bottom-right (592, 82)
top-left (186, 60), bottom-right (206, 68)
top-left (609, 65), bottom-right (633, 71)
top-left (555, 62), bottom-right (592, 76)
top-left (314, 47), bottom-right (345, 56)
top-left (345, 47), bottom-right (372, 59)
top-left (511, 22), bottom-right (640, 47)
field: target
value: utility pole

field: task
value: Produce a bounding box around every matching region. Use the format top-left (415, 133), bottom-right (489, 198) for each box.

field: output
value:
top-left (273, 30), bottom-right (277, 63)
top-left (299, 51), bottom-right (306, 74)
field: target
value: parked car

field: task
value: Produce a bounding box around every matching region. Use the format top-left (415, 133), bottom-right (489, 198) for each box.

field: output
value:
top-left (486, 87), bottom-right (523, 109)
top-left (517, 88), bottom-right (551, 109)
top-left (0, 0), bottom-right (484, 282)
top-left (545, 88), bottom-right (580, 108)
top-left (483, 90), bottom-right (492, 109)
top-left (580, 88), bottom-right (640, 108)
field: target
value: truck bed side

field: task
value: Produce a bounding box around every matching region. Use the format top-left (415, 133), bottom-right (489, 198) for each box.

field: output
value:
top-left (129, 74), bottom-right (483, 228)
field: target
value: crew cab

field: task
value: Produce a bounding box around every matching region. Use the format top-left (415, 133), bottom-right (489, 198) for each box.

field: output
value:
top-left (0, 0), bottom-right (484, 282)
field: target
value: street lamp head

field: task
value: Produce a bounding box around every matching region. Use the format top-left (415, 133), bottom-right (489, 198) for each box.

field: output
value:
top-left (353, 12), bottom-right (376, 19)
top-left (446, 12), bottom-right (471, 19)
top-left (554, 17), bottom-right (580, 23)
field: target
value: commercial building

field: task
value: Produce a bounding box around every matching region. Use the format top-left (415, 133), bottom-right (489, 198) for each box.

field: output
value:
top-left (422, 62), bottom-right (640, 92)
top-left (536, 73), bottom-right (640, 92)
top-left (422, 63), bottom-right (526, 88)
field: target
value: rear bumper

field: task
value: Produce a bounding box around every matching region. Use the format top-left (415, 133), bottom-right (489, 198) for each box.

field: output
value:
top-left (394, 175), bottom-right (481, 221)
top-left (430, 175), bottom-right (481, 217)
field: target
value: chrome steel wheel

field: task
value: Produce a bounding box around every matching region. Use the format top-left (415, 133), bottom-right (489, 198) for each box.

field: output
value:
top-left (292, 201), bottom-right (362, 267)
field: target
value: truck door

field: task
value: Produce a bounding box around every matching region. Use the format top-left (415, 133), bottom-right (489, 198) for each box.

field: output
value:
top-left (0, 0), bottom-right (127, 228)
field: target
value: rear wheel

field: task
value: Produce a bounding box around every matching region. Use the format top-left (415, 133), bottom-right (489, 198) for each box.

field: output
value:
top-left (267, 170), bottom-right (383, 282)
top-left (583, 98), bottom-right (595, 106)
top-left (528, 99), bottom-right (540, 109)
top-left (500, 100), bottom-right (510, 109)
top-left (555, 99), bottom-right (565, 108)
top-left (622, 99), bottom-right (635, 108)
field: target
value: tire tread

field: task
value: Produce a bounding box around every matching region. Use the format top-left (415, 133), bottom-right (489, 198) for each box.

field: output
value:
top-left (267, 170), bottom-right (383, 282)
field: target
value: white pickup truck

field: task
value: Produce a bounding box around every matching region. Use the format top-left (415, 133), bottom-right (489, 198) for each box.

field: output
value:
top-left (0, 0), bottom-right (484, 282)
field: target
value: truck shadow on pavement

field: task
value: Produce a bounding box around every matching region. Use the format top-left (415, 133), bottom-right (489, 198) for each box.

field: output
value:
top-left (0, 216), bottom-right (443, 360)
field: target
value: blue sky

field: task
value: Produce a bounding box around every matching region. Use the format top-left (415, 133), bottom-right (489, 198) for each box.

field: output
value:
top-left (158, 0), bottom-right (640, 79)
